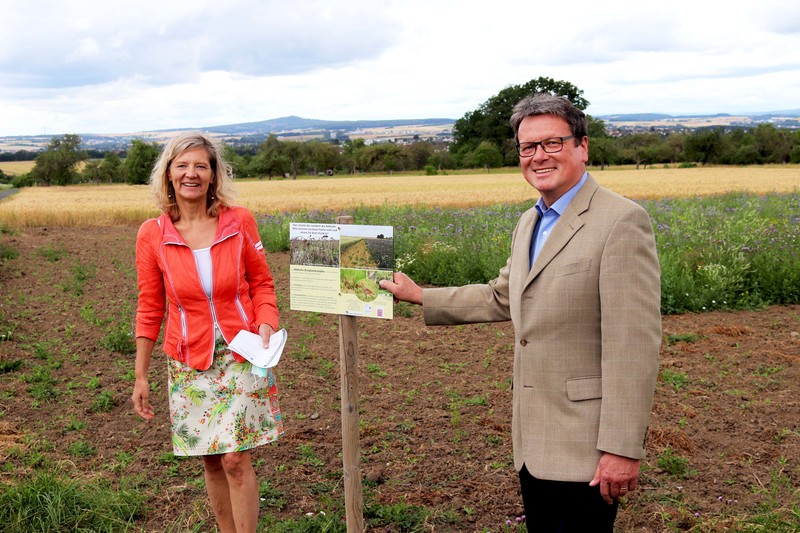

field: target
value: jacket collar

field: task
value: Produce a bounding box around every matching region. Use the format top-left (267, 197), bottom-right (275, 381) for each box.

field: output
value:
top-left (525, 173), bottom-right (598, 284)
top-left (159, 207), bottom-right (240, 246)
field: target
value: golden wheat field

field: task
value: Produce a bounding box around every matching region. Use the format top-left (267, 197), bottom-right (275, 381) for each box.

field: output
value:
top-left (0, 161), bottom-right (36, 176)
top-left (1, 166), bottom-right (798, 227)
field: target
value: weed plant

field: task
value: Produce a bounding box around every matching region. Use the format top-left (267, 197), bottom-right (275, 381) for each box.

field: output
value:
top-left (0, 358), bottom-right (22, 373)
top-left (0, 242), bottom-right (18, 261)
top-left (258, 192), bottom-right (800, 314)
top-left (102, 323), bottom-right (136, 354)
top-left (90, 390), bottom-right (117, 412)
top-left (37, 245), bottom-right (68, 262)
top-left (657, 447), bottom-right (695, 478)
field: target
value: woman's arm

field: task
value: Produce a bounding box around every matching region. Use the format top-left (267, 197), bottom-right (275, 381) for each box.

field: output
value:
top-left (132, 336), bottom-right (156, 419)
top-left (239, 208), bottom-right (279, 332)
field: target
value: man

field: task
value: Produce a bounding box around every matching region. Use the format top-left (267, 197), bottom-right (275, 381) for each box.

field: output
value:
top-left (379, 93), bottom-right (661, 531)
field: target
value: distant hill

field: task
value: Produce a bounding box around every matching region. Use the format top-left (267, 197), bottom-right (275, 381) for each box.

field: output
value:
top-left (198, 116), bottom-right (455, 135)
top-left (0, 116), bottom-right (457, 153)
top-left (598, 113), bottom-right (676, 122)
top-left (599, 110), bottom-right (800, 122)
top-left (597, 110), bottom-right (800, 132)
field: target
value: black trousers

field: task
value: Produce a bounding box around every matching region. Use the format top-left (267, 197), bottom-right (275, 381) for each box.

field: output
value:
top-left (519, 464), bottom-right (618, 533)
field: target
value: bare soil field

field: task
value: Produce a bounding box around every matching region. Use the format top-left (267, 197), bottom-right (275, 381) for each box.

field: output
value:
top-left (1, 226), bottom-right (799, 532)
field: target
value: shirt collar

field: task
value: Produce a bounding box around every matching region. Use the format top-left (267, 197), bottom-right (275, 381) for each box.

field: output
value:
top-left (535, 172), bottom-right (588, 216)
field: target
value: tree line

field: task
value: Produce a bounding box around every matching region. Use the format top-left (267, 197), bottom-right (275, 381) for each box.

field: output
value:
top-left (3, 136), bottom-right (161, 188)
top-left (449, 77), bottom-right (800, 169)
top-left (588, 124), bottom-right (800, 169)
top-left (4, 77), bottom-right (799, 187)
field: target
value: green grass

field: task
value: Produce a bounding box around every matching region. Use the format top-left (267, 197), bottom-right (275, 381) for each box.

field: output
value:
top-left (22, 365), bottom-right (59, 402)
top-left (0, 243), bottom-right (19, 261)
top-left (660, 369), bottom-right (689, 391)
top-left (0, 359), bottom-right (22, 374)
top-left (296, 443), bottom-right (325, 468)
top-left (68, 439), bottom-right (97, 457)
top-left (90, 390), bottom-right (116, 412)
top-left (37, 245), bottom-right (68, 262)
top-left (0, 471), bottom-right (144, 532)
top-left (666, 332), bottom-right (701, 345)
top-left (102, 324), bottom-right (136, 354)
top-left (656, 447), bottom-right (696, 478)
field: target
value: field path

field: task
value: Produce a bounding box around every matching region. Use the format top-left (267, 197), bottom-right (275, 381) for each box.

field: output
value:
top-left (0, 188), bottom-right (18, 202)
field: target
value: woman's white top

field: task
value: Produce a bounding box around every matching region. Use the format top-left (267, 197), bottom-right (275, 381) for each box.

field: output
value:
top-left (193, 247), bottom-right (213, 298)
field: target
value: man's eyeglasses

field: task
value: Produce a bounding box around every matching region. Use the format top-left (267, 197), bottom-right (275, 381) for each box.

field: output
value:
top-left (515, 135), bottom-right (577, 158)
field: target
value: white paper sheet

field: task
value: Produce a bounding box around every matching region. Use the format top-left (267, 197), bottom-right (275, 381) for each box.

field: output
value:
top-left (228, 328), bottom-right (287, 369)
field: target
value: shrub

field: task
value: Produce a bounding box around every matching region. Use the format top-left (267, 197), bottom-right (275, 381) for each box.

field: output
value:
top-left (10, 173), bottom-right (33, 188)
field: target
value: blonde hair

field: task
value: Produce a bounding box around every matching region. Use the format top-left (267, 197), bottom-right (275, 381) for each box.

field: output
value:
top-left (149, 132), bottom-right (236, 220)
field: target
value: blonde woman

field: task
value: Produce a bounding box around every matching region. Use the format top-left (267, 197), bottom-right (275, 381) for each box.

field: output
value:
top-left (132, 132), bottom-right (282, 532)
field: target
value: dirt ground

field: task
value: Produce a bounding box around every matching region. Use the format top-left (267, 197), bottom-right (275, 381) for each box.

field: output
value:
top-left (1, 226), bottom-right (799, 532)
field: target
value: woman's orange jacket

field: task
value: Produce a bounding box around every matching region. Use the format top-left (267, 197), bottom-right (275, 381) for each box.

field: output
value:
top-left (135, 206), bottom-right (279, 370)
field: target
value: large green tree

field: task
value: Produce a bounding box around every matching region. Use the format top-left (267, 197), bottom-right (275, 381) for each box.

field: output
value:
top-left (403, 142), bottom-right (434, 171)
top-left (221, 145), bottom-right (250, 179)
top-left (587, 117), bottom-right (616, 169)
top-left (282, 141), bottom-right (308, 180)
top-left (343, 138), bottom-right (367, 174)
top-left (125, 140), bottom-right (160, 185)
top-left (464, 141), bottom-right (504, 172)
top-left (82, 151), bottom-right (125, 183)
top-left (619, 133), bottom-right (662, 169)
top-left (684, 128), bottom-right (727, 165)
top-left (307, 140), bottom-right (340, 175)
top-left (451, 77), bottom-right (589, 157)
top-left (100, 152), bottom-right (125, 182)
top-left (30, 134), bottom-right (87, 186)
top-left (252, 135), bottom-right (289, 179)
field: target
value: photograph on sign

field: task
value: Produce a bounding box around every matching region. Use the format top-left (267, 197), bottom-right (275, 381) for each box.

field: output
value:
top-left (289, 222), bottom-right (394, 319)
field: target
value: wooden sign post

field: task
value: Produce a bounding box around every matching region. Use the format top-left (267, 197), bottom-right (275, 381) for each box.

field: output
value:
top-left (336, 215), bottom-right (364, 532)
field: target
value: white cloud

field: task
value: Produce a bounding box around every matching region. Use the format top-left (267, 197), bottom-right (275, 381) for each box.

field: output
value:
top-left (1, 0), bottom-right (799, 135)
top-left (0, 0), bottom-right (400, 88)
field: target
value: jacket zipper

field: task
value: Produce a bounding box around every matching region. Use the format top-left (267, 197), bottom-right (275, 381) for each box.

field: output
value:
top-left (197, 230), bottom-right (243, 367)
top-left (233, 230), bottom-right (251, 326)
top-left (235, 296), bottom-right (250, 326)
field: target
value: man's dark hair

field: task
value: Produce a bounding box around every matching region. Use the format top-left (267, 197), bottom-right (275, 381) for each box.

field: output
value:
top-left (510, 93), bottom-right (588, 143)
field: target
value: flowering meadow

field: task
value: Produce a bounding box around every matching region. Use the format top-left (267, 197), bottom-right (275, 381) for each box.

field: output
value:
top-left (257, 191), bottom-right (800, 315)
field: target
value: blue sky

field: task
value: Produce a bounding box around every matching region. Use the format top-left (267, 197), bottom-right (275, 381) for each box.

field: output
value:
top-left (1, 0), bottom-right (798, 136)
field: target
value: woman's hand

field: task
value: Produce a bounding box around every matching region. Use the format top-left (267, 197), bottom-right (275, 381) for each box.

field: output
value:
top-left (132, 378), bottom-right (154, 420)
top-left (258, 323), bottom-right (275, 349)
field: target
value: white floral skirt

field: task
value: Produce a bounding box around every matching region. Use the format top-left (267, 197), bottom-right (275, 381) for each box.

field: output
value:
top-left (167, 338), bottom-right (283, 456)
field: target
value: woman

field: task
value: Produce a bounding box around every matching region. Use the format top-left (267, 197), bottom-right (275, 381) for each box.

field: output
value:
top-left (132, 132), bottom-right (282, 533)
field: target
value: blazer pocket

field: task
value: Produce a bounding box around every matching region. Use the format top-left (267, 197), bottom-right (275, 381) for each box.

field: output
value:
top-left (553, 257), bottom-right (592, 278)
top-left (566, 376), bottom-right (602, 401)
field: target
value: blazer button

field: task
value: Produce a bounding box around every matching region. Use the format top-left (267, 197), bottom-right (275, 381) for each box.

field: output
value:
top-left (520, 339), bottom-right (528, 346)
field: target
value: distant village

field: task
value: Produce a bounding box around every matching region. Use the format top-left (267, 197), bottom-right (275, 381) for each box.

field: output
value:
top-left (0, 122), bottom-right (454, 153)
top-left (1, 111), bottom-right (798, 154)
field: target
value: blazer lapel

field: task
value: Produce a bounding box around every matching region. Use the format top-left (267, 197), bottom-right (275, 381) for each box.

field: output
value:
top-left (525, 174), bottom-right (598, 285)
top-left (512, 206), bottom-right (540, 286)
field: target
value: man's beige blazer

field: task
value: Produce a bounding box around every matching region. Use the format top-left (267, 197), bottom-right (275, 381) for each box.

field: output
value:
top-left (422, 174), bottom-right (661, 482)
